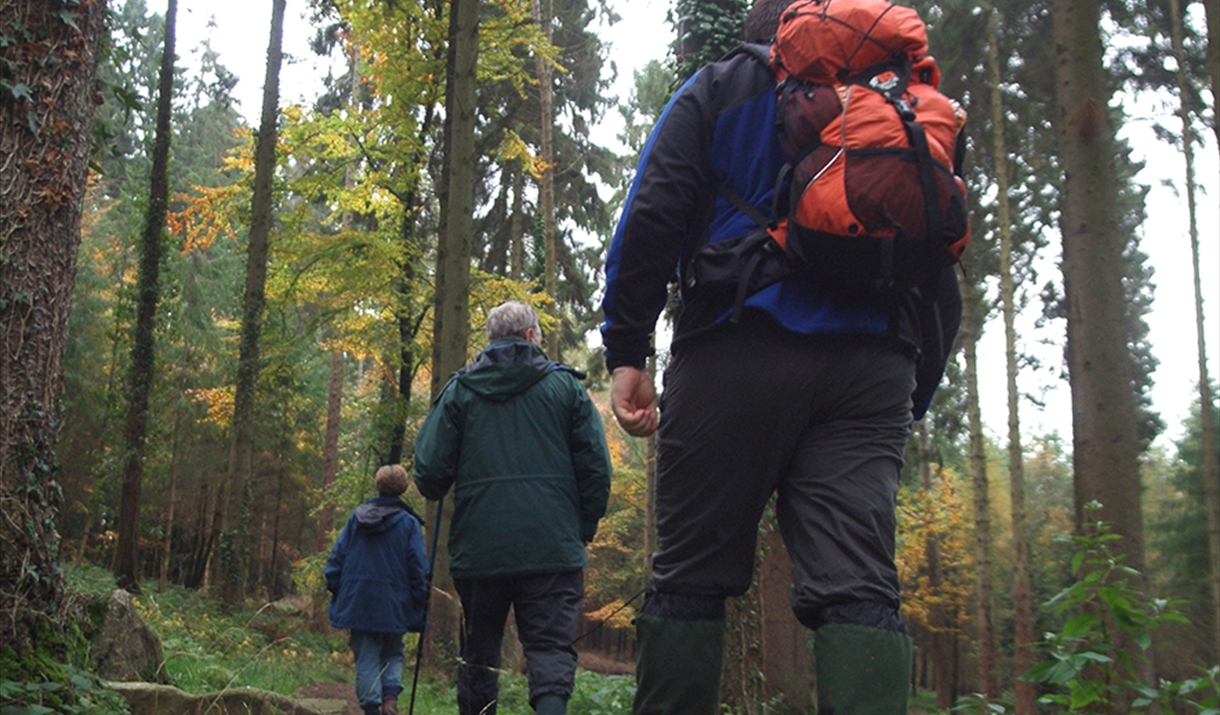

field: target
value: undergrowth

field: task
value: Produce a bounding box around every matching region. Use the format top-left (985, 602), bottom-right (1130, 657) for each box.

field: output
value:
top-left (53, 563), bottom-right (640, 714)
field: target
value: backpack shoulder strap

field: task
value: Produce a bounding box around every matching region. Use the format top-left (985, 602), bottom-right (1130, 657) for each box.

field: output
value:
top-left (719, 42), bottom-right (772, 67)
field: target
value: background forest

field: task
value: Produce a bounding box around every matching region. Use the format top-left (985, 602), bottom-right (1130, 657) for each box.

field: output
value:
top-left (0, 0), bottom-right (1217, 712)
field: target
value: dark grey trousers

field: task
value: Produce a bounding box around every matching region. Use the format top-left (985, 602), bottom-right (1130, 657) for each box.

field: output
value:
top-left (652, 318), bottom-right (916, 624)
top-left (454, 570), bottom-right (582, 715)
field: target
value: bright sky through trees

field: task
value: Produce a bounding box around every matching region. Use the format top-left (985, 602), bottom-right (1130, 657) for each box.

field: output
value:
top-left (174, 0), bottom-right (1218, 451)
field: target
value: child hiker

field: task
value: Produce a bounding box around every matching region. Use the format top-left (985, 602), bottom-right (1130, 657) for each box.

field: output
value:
top-left (325, 464), bottom-right (430, 715)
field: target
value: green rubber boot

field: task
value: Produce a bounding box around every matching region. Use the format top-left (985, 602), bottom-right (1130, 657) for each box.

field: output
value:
top-left (815, 624), bottom-right (913, 715)
top-left (631, 614), bottom-right (726, 715)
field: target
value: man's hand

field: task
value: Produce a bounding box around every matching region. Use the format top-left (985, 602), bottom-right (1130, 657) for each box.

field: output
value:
top-left (611, 366), bottom-right (659, 437)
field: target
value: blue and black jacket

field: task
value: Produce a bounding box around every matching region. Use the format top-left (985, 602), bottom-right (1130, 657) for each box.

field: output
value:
top-left (325, 496), bottom-right (430, 634)
top-left (600, 46), bottom-right (961, 419)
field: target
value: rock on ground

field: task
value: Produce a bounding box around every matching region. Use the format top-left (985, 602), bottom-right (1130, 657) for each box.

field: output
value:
top-left (92, 589), bottom-right (165, 683)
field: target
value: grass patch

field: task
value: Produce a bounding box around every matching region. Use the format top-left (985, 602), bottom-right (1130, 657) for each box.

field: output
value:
top-left (131, 585), bottom-right (351, 695)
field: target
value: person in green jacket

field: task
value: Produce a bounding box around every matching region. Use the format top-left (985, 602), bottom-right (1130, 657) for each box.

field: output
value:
top-left (414, 300), bottom-right (612, 715)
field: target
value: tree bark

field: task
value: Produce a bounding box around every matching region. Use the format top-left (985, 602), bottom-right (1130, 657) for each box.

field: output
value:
top-left (532, 0), bottom-right (558, 360)
top-left (988, 10), bottom-right (1036, 710)
top-left (424, 0), bottom-right (480, 667)
top-left (0, 0), bottom-right (106, 650)
top-left (115, 0), bottom-right (177, 593)
top-left (1052, 0), bottom-right (1145, 572)
top-left (430, 0), bottom-right (479, 401)
top-left (1053, 0), bottom-right (1148, 705)
top-left (221, 0), bottom-right (286, 604)
top-left (960, 276), bottom-right (996, 697)
top-left (918, 425), bottom-right (954, 709)
top-left (1169, 0), bottom-right (1220, 658)
top-left (316, 350), bottom-right (342, 552)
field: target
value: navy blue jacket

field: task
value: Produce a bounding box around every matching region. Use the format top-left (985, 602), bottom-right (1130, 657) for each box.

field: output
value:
top-left (325, 496), bottom-right (429, 633)
top-left (600, 46), bottom-right (961, 419)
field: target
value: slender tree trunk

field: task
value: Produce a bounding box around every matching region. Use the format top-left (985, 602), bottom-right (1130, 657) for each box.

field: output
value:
top-left (115, 0), bottom-right (177, 593)
top-left (960, 277), bottom-right (996, 696)
top-left (510, 169), bottom-right (525, 280)
top-left (531, 0), bottom-right (558, 360)
top-left (221, 0), bottom-right (286, 604)
top-left (0, 0), bottom-right (106, 650)
top-left (1169, 0), bottom-right (1220, 655)
top-left (918, 425), bottom-right (954, 709)
top-left (988, 10), bottom-right (1036, 709)
top-left (160, 404), bottom-right (183, 591)
top-left (317, 350), bottom-right (342, 552)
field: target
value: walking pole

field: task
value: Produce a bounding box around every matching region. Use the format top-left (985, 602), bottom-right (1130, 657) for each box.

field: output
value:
top-left (407, 496), bottom-right (443, 715)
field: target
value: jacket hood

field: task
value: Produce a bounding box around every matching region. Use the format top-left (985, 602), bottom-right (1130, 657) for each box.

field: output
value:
top-left (455, 339), bottom-right (585, 402)
top-left (354, 496), bottom-right (424, 534)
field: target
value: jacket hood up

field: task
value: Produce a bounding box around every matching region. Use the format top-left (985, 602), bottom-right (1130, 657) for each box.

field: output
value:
top-left (455, 339), bottom-right (585, 402)
top-left (353, 496), bottom-right (423, 534)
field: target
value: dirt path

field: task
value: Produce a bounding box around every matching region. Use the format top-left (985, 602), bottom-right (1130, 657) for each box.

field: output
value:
top-left (296, 682), bottom-right (361, 715)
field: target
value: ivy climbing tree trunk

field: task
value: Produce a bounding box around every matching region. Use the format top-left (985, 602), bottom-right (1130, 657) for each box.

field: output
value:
top-left (115, 0), bottom-right (177, 593)
top-left (1169, 0), bottom-right (1220, 654)
top-left (220, 0), bottom-right (285, 604)
top-left (0, 0), bottom-right (106, 650)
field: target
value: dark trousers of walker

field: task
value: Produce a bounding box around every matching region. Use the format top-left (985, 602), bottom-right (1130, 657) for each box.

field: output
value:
top-left (454, 570), bottom-right (583, 715)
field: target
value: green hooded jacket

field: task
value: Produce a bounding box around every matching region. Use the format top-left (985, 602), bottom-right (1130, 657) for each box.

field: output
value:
top-left (413, 339), bottom-right (612, 579)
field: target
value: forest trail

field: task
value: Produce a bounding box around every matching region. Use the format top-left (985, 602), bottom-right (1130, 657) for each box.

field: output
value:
top-left (295, 682), bottom-right (359, 715)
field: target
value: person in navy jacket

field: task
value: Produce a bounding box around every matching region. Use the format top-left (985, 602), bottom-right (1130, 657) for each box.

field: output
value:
top-left (326, 464), bottom-right (429, 715)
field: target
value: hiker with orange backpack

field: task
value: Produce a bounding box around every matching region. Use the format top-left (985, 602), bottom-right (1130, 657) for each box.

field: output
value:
top-left (602, 0), bottom-right (965, 713)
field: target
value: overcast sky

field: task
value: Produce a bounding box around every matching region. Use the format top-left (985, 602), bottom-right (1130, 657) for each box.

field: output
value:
top-left (172, 0), bottom-right (1219, 453)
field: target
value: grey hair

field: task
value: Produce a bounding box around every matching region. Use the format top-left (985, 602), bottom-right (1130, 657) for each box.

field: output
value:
top-left (486, 301), bottom-right (539, 341)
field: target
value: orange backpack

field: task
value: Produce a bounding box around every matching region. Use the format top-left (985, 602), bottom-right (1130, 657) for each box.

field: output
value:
top-left (768, 0), bottom-right (969, 292)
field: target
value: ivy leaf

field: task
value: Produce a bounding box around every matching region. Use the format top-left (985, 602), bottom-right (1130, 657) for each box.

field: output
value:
top-left (1, 80), bottom-right (31, 102)
top-left (59, 10), bottom-right (79, 31)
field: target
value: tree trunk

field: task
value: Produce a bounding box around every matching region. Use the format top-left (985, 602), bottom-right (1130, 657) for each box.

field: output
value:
top-left (430, 0), bottom-right (479, 401)
top-left (532, 0), bottom-right (558, 360)
top-left (960, 277), bottom-right (996, 697)
top-left (1052, 0), bottom-right (1145, 572)
top-left (1169, 0), bottom-right (1220, 657)
top-left (221, 0), bottom-right (286, 604)
top-left (115, 0), bottom-right (177, 593)
top-left (987, 10), bottom-right (1035, 709)
top-left (160, 405), bottom-right (183, 591)
top-left (316, 350), bottom-right (343, 552)
top-left (0, 0), bottom-right (106, 650)
top-left (1053, 0), bottom-right (1148, 705)
top-left (510, 169), bottom-right (525, 280)
top-left (918, 425), bottom-right (954, 709)
top-left (424, 0), bottom-right (481, 668)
